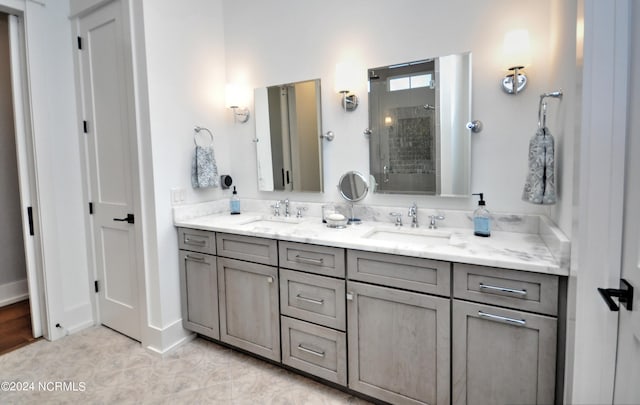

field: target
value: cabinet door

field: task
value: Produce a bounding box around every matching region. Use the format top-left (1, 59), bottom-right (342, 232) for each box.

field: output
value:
top-left (347, 281), bottom-right (450, 405)
top-left (218, 257), bottom-right (280, 361)
top-left (179, 251), bottom-right (219, 339)
top-left (452, 300), bottom-right (557, 405)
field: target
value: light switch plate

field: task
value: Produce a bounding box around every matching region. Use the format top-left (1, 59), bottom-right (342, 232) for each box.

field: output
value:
top-left (170, 188), bottom-right (186, 205)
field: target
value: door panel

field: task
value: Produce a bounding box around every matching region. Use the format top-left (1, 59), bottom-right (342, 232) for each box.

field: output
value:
top-left (101, 227), bottom-right (134, 306)
top-left (347, 281), bottom-right (450, 405)
top-left (452, 300), bottom-right (557, 405)
top-left (613, 2), bottom-right (640, 401)
top-left (217, 257), bottom-right (280, 361)
top-left (78, 0), bottom-right (140, 340)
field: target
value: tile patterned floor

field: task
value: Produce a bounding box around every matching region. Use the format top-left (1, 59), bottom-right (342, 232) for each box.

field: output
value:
top-left (0, 326), bottom-right (370, 404)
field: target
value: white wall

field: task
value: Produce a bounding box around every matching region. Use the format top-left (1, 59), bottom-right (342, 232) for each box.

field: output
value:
top-left (0, 0), bottom-right (91, 338)
top-left (0, 13), bottom-right (28, 305)
top-left (139, 0), bottom-right (229, 347)
top-left (548, 0), bottom-right (579, 238)
top-left (222, 0), bottom-right (577, 234)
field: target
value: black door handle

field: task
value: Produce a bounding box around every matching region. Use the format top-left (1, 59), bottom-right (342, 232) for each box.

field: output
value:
top-left (113, 213), bottom-right (135, 224)
top-left (598, 279), bottom-right (634, 311)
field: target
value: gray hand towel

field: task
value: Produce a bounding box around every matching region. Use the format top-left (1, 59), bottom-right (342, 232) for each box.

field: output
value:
top-left (522, 127), bottom-right (556, 204)
top-left (191, 146), bottom-right (219, 188)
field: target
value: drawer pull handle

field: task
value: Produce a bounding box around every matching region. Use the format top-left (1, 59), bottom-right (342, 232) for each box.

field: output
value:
top-left (186, 254), bottom-right (205, 262)
top-left (185, 237), bottom-right (207, 246)
top-left (294, 255), bottom-right (324, 265)
top-left (478, 311), bottom-right (526, 326)
top-left (296, 294), bottom-right (324, 305)
top-left (479, 283), bottom-right (527, 296)
top-left (297, 344), bottom-right (325, 357)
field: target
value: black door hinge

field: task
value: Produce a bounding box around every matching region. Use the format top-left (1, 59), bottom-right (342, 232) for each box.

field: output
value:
top-left (89, 202), bottom-right (93, 214)
top-left (77, 36), bottom-right (82, 50)
top-left (94, 280), bottom-right (99, 293)
top-left (27, 206), bottom-right (34, 236)
top-left (83, 120), bottom-right (88, 133)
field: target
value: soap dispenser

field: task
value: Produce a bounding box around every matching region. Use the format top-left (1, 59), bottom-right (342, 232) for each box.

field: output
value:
top-left (230, 186), bottom-right (241, 215)
top-left (472, 193), bottom-right (490, 237)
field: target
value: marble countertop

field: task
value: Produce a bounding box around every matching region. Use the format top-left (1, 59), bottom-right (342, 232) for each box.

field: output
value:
top-left (174, 206), bottom-right (570, 276)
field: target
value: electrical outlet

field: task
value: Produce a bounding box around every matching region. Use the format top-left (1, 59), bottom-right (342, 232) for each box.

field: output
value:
top-left (170, 188), bottom-right (186, 205)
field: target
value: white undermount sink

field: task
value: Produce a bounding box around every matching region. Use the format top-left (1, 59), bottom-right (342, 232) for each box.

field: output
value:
top-left (362, 227), bottom-right (451, 246)
top-left (239, 216), bottom-right (302, 228)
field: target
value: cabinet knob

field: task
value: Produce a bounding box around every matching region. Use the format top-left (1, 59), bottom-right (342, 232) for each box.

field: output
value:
top-left (346, 292), bottom-right (354, 301)
top-left (267, 276), bottom-right (274, 284)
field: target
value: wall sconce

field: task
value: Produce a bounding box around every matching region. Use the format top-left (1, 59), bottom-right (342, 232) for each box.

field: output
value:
top-left (335, 62), bottom-right (359, 111)
top-left (501, 29), bottom-right (532, 95)
top-left (225, 83), bottom-right (250, 123)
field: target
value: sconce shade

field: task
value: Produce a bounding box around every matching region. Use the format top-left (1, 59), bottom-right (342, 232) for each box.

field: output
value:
top-left (335, 61), bottom-right (359, 93)
top-left (502, 29), bottom-right (531, 95)
top-left (225, 83), bottom-right (249, 108)
top-left (335, 61), bottom-right (360, 111)
top-left (225, 83), bottom-right (250, 123)
top-left (503, 29), bottom-right (531, 69)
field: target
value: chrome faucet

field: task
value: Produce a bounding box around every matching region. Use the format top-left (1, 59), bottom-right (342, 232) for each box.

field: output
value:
top-left (271, 201), bottom-right (281, 216)
top-left (389, 212), bottom-right (403, 227)
top-left (295, 206), bottom-right (307, 218)
top-left (428, 214), bottom-right (445, 229)
top-left (282, 198), bottom-right (290, 217)
top-left (408, 202), bottom-right (419, 228)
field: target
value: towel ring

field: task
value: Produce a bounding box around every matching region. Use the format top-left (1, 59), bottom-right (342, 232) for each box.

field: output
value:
top-left (194, 126), bottom-right (214, 147)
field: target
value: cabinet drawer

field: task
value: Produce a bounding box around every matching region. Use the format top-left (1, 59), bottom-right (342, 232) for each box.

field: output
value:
top-left (279, 241), bottom-right (345, 278)
top-left (216, 233), bottom-right (278, 266)
top-left (280, 269), bottom-right (346, 331)
top-left (347, 250), bottom-right (451, 296)
top-left (178, 228), bottom-right (216, 255)
top-left (453, 263), bottom-right (559, 316)
top-left (281, 316), bottom-right (347, 386)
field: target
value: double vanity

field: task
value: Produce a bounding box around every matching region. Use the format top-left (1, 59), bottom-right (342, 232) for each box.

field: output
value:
top-left (174, 200), bottom-right (569, 405)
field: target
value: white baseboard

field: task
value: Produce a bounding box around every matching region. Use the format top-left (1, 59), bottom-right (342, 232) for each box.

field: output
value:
top-left (144, 318), bottom-right (194, 355)
top-left (0, 279), bottom-right (29, 307)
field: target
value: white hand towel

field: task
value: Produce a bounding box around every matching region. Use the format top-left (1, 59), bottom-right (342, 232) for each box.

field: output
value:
top-left (191, 146), bottom-right (219, 189)
top-left (522, 128), bottom-right (556, 204)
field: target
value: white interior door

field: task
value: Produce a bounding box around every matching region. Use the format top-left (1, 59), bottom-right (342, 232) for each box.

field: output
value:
top-left (8, 13), bottom-right (46, 339)
top-left (78, 0), bottom-right (141, 341)
top-left (613, 2), bottom-right (640, 401)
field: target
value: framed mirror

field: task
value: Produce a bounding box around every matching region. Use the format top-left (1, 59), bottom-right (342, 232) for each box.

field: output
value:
top-left (368, 52), bottom-right (471, 196)
top-left (254, 79), bottom-right (323, 192)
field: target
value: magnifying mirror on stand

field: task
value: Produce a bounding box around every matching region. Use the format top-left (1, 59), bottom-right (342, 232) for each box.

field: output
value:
top-left (338, 171), bottom-right (369, 224)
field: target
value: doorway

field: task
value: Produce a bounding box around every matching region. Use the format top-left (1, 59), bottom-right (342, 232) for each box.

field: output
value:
top-left (0, 10), bottom-right (46, 351)
top-left (0, 11), bottom-right (31, 352)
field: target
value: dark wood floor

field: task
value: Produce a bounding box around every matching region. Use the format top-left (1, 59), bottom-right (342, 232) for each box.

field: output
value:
top-left (0, 300), bottom-right (38, 355)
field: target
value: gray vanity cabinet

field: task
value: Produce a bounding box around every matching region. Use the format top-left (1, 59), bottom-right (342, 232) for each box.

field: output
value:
top-left (451, 263), bottom-right (559, 405)
top-left (178, 250), bottom-right (219, 340)
top-left (346, 250), bottom-right (452, 404)
top-left (451, 300), bottom-right (557, 405)
top-left (217, 255), bottom-right (280, 362)
top-left (347, 280), bottom-right (451, 405)
top-left (279, 242), bottom-right (348, 386)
